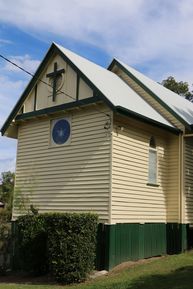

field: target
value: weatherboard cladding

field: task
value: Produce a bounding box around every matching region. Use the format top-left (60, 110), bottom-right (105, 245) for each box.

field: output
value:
top-left (166, 136), bottom-right (180, 222)
top-left (3, 42), bottom-right (192, 225)
top-left (13, 106), bottom-right (111, 221)
top-left (184, 137), bottom-right (193, 224)
top-left (111, 115), bottom-right (179, 224)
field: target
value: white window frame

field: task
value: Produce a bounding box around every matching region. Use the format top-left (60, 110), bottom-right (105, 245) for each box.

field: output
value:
top-left (147, 137), bottom-right (158, 186)
top-left (49, 116), bottom-right (71, 148)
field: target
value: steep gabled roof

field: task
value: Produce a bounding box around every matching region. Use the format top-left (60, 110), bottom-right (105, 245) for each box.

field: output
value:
top-left (56, 44), bottom-right (175, 129)
top-left (109, 58), bottom-right (193, 128)
top-left (1, 42), bottom-right (177, 136)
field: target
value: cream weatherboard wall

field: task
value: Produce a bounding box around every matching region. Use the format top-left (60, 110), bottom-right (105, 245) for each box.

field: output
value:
top-left (111, 115), bottom-right (180, 224)
top-left (166, 135), bottom-right (180, 222)
top-left (13, 105), bottom-right (112, 222)
top-left (184, 137), bottom-right (193, 224)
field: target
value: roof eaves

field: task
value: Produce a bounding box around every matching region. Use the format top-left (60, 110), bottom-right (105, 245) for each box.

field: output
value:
top-left (116, 106), bottom-right (180, 135)
top-left (108, 59), bottom-right (191, 131)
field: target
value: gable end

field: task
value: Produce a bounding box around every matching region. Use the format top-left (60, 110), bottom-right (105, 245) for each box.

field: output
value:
top-left (1, 43), bottom-right (114, 136)
top-left (108, 59), bottom-right (191, 131)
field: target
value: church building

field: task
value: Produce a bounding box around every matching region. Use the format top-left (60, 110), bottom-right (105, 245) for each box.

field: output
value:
top-left (2, 42), bottom-right (193, 269)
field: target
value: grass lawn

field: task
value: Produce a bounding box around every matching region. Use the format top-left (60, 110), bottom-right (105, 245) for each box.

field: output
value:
top-left (1, 251), bottom-right (193, 289)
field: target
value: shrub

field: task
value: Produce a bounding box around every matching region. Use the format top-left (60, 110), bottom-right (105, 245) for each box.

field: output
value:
top-left (16, 212), bottom-right (98, 283)
top-left (0, 221), bottom-right (11, 275)
top-left (45, 213), bottom-right (98, 284)
top-left (17, 214), bottom-right (48, 275)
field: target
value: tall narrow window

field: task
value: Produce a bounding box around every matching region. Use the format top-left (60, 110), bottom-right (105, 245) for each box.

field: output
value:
top-left (148, 136), bottom-right (157, 185)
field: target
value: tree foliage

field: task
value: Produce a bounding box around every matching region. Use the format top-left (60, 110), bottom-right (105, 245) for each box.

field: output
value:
top-left (0, 171), bottom-right (14, 274)
top-left (161, 76), bottom-right (193, 101)
top-left (0, 171), bottom-right (15, 221)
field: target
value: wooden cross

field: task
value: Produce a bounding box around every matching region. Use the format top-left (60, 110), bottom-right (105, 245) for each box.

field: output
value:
top-left (46, 62), bottom-right (65, 101)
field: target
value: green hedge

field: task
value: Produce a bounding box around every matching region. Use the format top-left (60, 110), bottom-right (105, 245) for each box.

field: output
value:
top-left (16, 212), bottom-right (98, 283)
top-left (16, 214), bottom-right (48, 274)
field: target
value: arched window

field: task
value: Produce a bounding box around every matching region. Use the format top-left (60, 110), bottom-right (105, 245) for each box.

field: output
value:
top-left (148, 137), bottom-right (157, 184)
top-left (149, 136), bottom-right (156, 148)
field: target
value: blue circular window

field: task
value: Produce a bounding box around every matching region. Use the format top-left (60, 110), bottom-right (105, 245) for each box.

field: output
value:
top-left (52, 119), bottom-right (70, 145)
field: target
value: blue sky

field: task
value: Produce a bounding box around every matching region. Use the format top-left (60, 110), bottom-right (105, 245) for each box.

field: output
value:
top-left (0, 0), bottom-right (193, 175)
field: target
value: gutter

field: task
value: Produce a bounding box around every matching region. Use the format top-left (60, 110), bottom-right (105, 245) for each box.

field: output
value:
top-left (115, 106), bottom-right (180, 135)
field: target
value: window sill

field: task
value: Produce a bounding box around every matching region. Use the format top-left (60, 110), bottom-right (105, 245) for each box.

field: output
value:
top-left (146, 183), bottom-right (159, 187)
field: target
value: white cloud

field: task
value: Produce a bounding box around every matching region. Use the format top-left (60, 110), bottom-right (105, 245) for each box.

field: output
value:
top-left (0, 75), bottom-right (27, 126)
top-left (0, 0), bottom-right (145, 43)
top-left (0, 157), bottom-right (16, 174)
top-left (0, 54), bottom-right (40, 127)
top-left (3, 55), bottom-right (40, 74)
top-left (0, 68), bottom-right (30, 175)
top-left (0, 44), bottom-right (40, 175)
top-left (0, 0), bottom-right (193, 83)
top-left (0, 38), bottom-right (12, 45)
top-left (0, 137), bottom-right (17, 174)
